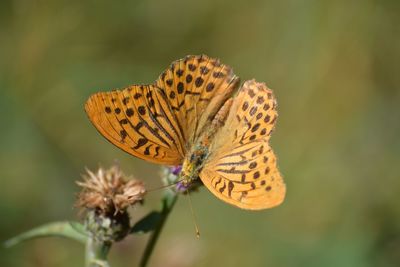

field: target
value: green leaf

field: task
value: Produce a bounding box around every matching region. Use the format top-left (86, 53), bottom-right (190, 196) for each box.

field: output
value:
top-left (131, 212), bottom-right (162, 234)
top-left (4, 221), bottom-right (88, 248)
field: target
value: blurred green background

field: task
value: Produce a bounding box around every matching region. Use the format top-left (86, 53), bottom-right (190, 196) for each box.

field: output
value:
top-left (1, 0), bottom-right (399, 266)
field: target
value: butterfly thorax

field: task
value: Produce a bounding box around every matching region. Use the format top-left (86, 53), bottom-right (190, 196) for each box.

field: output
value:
top-left (180, 144), bottom-right (209, 186)
top-left (180, 98), bottom-right (233, 186)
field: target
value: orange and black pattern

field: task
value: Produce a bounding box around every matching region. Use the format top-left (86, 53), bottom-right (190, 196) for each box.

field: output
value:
top-left (85, 55), bottom-right (285, 210)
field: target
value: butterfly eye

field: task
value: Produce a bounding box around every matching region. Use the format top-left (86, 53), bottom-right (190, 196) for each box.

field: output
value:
top-left (190, 154), bottom-right (196, 162)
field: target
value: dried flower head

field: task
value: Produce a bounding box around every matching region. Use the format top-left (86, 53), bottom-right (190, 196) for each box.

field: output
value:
top-left (76, 165), bottom-right (146, 214)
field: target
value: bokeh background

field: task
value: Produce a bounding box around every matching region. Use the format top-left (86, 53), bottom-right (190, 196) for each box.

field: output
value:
top-left (1, 0), bottom-right (399, 266)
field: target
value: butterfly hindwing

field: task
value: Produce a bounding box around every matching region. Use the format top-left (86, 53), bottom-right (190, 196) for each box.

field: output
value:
top-left (199, 80), bottom-right (285, 210)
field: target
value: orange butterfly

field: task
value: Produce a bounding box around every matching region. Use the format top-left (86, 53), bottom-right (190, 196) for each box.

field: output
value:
top-left (85, 55), bottom-right (285, 210)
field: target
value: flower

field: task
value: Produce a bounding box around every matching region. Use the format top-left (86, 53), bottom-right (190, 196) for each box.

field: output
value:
top-left (176, 181), bottom-right (190, 192)
top-left (76, 165), bottom-right (146, 214)
top-left (170, 165), bottom-right (182, 176)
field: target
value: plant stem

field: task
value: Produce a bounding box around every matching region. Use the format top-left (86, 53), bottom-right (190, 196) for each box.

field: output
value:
top-left (85, 238), bottom-right (112, 267)
top-left (139, 190), bottom-right (178, 267)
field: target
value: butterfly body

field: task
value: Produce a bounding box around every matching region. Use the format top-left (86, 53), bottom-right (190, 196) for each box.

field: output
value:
top-left (180, 129), bottom-right (216, 187)
top-left (181, 97), bottom-right (233, 187)
top-left (85, 55), bottom-right (286, 210)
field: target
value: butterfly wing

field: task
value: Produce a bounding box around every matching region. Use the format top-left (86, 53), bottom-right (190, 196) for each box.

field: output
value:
top-left (85, 55), bottom-right (239, 165)
top-left (199, 80), bottom-right (286, 210)
top-left (156, 55), bottom-right (239, 143)
top-left (85, 85), bottom-right (185, 164)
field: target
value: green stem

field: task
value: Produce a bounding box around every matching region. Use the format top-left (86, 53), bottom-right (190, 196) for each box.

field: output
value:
top-left (85, 238), bottom-right (112, 267)
top-left (139, 190), bottom-right (178, 267)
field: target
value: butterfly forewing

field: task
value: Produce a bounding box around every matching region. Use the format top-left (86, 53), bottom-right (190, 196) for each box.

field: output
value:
top-left (85, 85), bottom-right (184, 165)
top-left (199, 80), bottom-right (285, 210)
top-left (156, 55), bottom-right (239, 143)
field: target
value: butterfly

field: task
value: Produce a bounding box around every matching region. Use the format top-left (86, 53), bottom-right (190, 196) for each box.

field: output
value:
top-left (85, 55), bottom-right (285, 210)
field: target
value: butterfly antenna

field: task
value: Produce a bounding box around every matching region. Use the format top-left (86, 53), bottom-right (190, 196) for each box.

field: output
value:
top-left (146, 179), bottom-right (183, 193)
top-left (186, 188), bottom-right (200, 238)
